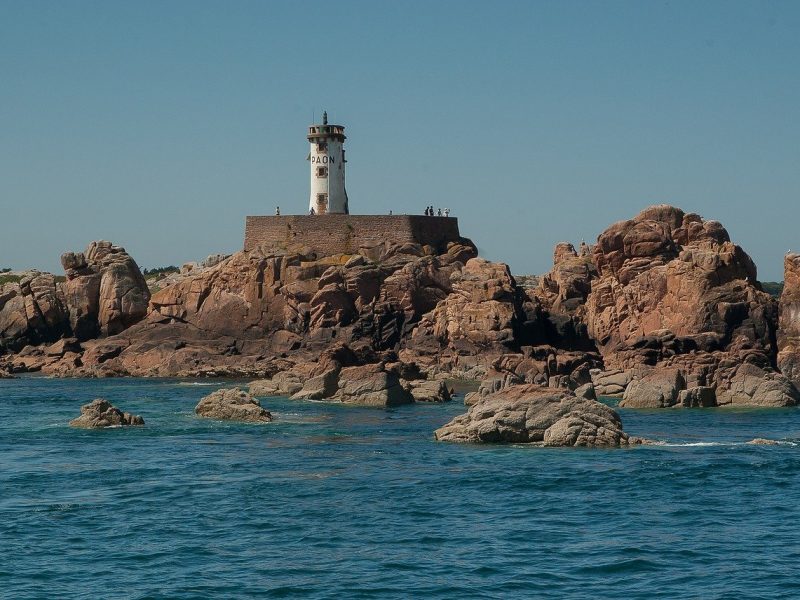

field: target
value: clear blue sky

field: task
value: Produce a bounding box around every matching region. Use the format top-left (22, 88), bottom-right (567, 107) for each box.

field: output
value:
top-left (2, 0), bottom-right (798, 280)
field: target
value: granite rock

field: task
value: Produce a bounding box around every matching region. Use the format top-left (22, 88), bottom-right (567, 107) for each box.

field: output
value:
top-left (435, 384), bottom-right (645, 447)
top-left (69, 398), bottom-right (144, 428)
top-left (195, 388), bottom-right (273, 423)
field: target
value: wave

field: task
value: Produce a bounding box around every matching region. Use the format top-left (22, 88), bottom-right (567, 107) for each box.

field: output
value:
top-left (656, 440), bottom-right (797, 447)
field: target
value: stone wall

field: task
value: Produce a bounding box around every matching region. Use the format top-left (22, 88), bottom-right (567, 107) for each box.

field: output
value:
top-left (244, 215), bottom-right (461, 257)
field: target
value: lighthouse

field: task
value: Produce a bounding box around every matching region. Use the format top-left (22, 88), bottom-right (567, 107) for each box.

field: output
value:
top-left (308, 111), bottom-right (348, 214)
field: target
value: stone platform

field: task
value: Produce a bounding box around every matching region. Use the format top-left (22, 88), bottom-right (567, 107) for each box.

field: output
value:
top-left (244, 214), bottom-right (461, 257)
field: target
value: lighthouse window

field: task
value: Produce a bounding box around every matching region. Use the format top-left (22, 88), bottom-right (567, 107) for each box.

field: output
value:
top-left (317, 142), bottom-right (328, 152)
top-left (316, 166), bottom-right (328, 177)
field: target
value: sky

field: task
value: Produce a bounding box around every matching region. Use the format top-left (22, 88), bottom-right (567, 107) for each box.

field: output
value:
top-left (1, 0), bottom-right (798, 280)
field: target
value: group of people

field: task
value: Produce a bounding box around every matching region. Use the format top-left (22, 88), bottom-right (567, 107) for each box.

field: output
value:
top-left (424, 206), bottom-right (450, 217)
top-left (276, 205), bottom-right (449, 217)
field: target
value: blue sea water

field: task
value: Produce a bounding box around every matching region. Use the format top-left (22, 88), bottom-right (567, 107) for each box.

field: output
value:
top-left (1, 377), bottom-right (800, 599)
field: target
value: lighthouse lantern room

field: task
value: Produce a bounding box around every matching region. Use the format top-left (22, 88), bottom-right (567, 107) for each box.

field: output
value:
top-left (308, 111), bottom-right (348, 214)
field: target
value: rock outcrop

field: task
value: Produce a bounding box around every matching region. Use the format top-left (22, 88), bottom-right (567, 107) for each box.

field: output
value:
top-left (568, 205), bottom-right (797, 407)
top-left (249, 344), bottom-right (417, 407)
top-left (620, 369), bottom-right (686, 408)
top-left (194, 388), bottom-right (273, 423)
top-left (586, 206), bottom-right (774, 366)
top-left (406, 379), bottom-right (451, 403)
top-left (434, 384), bottom-right (644, 446)
top-left (677, 386), bottom-right (716, 408)
top-left (0, 272), bottom-right (69, 353)
top-left (62, 240), bottom-right (482, 377)
top-left (410, 258), bottom-right (522, 356)
top-left (61, 241), bottom-right (150, 339)
top-left (69, 399), bottom-right (144, 428)
top-left (0, 241), bottom-right (149, 359)
top-left (591, 369), bottom-right (634, 397)
top-left (330, 363), bottom-right (414, 406)
top-left (778, 253), bottom-right (800, 389)
top-left (537, 242), bottom-right (597, 317)
top-left (5, 205), bottom-right (800, 414)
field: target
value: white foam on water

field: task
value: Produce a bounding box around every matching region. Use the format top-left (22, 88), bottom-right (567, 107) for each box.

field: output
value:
top-left (659, 441), bottom-right (728, 447)
top-left (658, 440), bottom-right (798, 447)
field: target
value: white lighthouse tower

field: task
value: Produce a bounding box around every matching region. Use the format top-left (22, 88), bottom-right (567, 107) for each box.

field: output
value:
top-left (308, 111), bottom-right (348, 215)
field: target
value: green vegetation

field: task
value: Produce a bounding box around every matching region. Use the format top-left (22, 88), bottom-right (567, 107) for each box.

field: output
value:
top-left (143, 266), bottom-right (179, 280)
top-left (760, 281), bottom-right (784, 298)
top-left (0, 273), bottom-right (64, 286)
top-left (0, 274), bottom-right (22, 286)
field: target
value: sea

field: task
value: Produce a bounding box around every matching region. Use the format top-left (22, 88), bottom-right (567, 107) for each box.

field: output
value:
top-left (2, 376), bottom-right (799, 599)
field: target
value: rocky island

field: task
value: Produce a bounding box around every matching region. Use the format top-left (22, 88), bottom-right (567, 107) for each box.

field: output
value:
top-left (2, 204), bottom-right (799, 441)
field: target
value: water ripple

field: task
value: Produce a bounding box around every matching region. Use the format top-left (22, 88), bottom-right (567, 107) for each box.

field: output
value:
top-left (1, 377), bottom-right (800, 598)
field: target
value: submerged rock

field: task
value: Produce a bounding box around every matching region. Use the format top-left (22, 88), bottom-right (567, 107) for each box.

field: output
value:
top-left (746, 438), bottom-right (783, 446)
top-left (434, 384), bottom-right (645, 447)
top-left (69, 398), bottom-right (144, 428)
top-left (195, 388), bottom-right (273, 423)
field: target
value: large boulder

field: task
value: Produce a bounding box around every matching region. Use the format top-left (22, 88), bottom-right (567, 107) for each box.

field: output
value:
top-left (620, 368), bottom-right (686, 408)
top-left (0, 272), bottom-right (69, 352)
top-left (250, 371), bottom-right (305, 397)
top-left (250, 359), bottom-right (418, 406)
top-left (408, 258), bottom-right (526, 363)
top-left (69, 399), bottom-right (144, 428)
top-left (715, 362), bottom-right (799, 407)
top-left (537, 242), bottom-right (598, 315)
top-left (578, 205), bottom-right (796, 406)
top-left (195, 388), bottom-right (273, 422)
top-left (290, 367), bottom-right (341, 400)
top-left (434, 384), bottom-right (644, 446)
top-left (587, 206), bottom-right (772, 369)
top-left (332, 363), bottom-right (414, 407)
top-left (590, 369), bottom-right (633, 397)
top-left (61, 241), bottom-right (150, 340)
top-left (678, 386), bottom-right (716, 407)
top-left (406, 379), bottom-right (452, 403)
top-left (778, 253), bottom-right (800, 388)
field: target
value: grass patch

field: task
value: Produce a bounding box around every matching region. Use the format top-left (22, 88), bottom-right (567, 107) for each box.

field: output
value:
top-left (143, 266), bottom-right (179, 280)
top-left (0, 274), bottom-right (22, 285)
